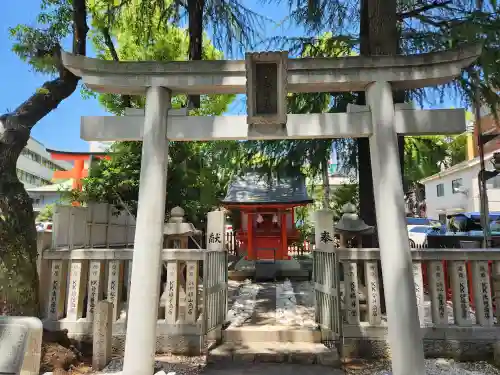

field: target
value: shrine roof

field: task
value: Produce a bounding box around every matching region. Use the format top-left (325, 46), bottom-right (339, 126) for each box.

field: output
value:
top-left (222, 172), bottom-right (313, 206)
top-left (46, 148), bottom-right (108, 157)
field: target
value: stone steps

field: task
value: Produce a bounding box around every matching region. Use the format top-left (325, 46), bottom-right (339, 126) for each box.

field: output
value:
top-left (207, 341), bottom-right (340, 366)
top-left (223, 325), bottom-right (321, 343)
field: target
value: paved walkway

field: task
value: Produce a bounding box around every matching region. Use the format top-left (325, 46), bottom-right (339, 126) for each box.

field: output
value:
top-left (227, 280), bottom-right (315, 328)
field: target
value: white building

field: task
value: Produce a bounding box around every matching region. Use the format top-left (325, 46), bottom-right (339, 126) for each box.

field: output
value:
top-left (17, 137), bottom-right (72, 189)
top-left (28, 180), bottom-right (73, 212)
top-left (420, 151), bottom-right (500, 222)
top-left (89, 141), bottom-right (113, 153)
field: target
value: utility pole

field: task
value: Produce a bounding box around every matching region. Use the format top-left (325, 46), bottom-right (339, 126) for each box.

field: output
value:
top-left (475, 86), bottom-right (500, 248)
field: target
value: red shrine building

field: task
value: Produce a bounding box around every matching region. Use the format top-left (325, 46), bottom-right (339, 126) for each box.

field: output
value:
top-left (221, 172), bottom-right (313, 262)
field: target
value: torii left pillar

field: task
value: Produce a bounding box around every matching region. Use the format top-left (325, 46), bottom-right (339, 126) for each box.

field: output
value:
top-left (122, 87), bottom-right (170, 375)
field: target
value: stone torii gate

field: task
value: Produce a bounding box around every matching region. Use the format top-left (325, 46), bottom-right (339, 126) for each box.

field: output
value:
top-left (62, 45), bottom-right (481, 375)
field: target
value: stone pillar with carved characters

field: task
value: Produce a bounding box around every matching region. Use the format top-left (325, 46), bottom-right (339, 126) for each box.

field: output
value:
top-left (159, 206), bottom-right (203, 355)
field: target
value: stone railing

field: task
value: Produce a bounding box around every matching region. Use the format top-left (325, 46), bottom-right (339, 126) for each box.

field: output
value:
top-left (336, 247), bottom-right (500, 359)
top-left (41, 247), bottom-right (207, 355)
top-left (39, 244), bottom-right (500, 359)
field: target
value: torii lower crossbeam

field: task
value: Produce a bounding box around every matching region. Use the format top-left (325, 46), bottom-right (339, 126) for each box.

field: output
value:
top-left (80, 108), bottom-right (466, 142)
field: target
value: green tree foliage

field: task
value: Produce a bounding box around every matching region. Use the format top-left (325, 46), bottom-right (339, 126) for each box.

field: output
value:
top-left (89, 23), bottom-right (235, 115)
top-left (331, 183), bottom-right (359, 221)
top-left (36, 204), bottom-right (54, 222)
top-left (81, 141), bottom-right (242, 228)
top-left (79, 20), bottom-right (243, 228)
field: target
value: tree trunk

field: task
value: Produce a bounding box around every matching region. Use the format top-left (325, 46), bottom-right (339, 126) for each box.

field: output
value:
top-left (358, 0), bottom-right (401, 240)
top-left (187, 0), bottom-right (205, 109)
top-left (357, 0), bottom-right (377, 243)
top-left (321, 159), bottom-right (331, 209)
top-left (0, 0), bottom-right (88, 316)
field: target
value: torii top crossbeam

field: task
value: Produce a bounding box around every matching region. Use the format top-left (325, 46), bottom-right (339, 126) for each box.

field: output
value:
top-left (62, 44), bottom-right (480, 95)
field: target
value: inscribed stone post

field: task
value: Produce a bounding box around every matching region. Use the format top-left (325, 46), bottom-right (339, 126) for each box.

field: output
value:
top-left (206, 210), bottom-right (226, 252)
top-left (165, 260), bottom-right (179, 324)
top-left (450, 261), bottom-right (471, 326)
top-left (364, 261), bottom-right (382, 325)
top-left (184, 260), bottom-right (199, 324)
top-left (125, 260), bottom-right (133, 322)
top-left (314, 210), bottom-right (338, 337)
top-left (93, 301), bottom-right (113, 371)
top-left (493, 261), bottom-right (500, 324)
top-left (428, 261), bottom-right (448, 325)
top-left (47, 260), bottom-right (68, 320)
top-left (206, 210), bottom-right (226, 340)
top-left (87, 260), bottom-right (104, 321)
top-left (344, 261), bottom-right (360, 324)
top-left (107, 260), bottom-right (123, 321)
top-left (66, 260), bottom-right (89, 320)
top-left (412, 262), bottom-right (425, 326)
top-left (471, 260), bottom-right (494, 326)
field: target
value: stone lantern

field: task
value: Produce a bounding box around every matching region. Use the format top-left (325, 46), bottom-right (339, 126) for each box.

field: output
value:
top-left (160, 207), bottom-right (202, 316)
top-left (335, 203), bottom-right (374, 243)
top-left (163, 206), bottom-right (202, 248)
top-left (334, 203), bottom-right (374, 321)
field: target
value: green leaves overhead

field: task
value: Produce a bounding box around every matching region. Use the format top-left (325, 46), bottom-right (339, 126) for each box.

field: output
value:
top-left (9, 0), bottom-right (72, 74)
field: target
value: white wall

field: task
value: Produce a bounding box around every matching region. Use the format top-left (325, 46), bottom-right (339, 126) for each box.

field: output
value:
top-left (89, 141), bottom-right (113, 153)
top-left (17, 138), bottom-right (72, 188)
top-left (424, 159), bottom-right (500, 220)
top-left (30, 192), bottom-right (64, 212)
top-left (424, 166), bottom-right (479, 220)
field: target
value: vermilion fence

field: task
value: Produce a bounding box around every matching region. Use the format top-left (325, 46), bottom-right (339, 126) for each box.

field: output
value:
top-left (218, 232), bottom-right (315, 256)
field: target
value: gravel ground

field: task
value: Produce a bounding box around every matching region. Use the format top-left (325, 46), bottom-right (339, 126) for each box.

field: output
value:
top-left (367, 359), bottom-right (500, 375)
top-left (225, 280), bottom-right (261, 327)
top-left (95, 355), bottom-right (206, 375)
top-left (91, 355), bottom-right (500, 375)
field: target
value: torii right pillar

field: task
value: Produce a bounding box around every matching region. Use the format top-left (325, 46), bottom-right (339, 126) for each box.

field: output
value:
top-left (367, 81), bottom-right (425, 375)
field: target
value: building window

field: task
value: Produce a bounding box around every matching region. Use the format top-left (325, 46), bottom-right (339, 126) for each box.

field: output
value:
top-left (436, 183), bottom-right (444, 197)
top-left (21, 147), bottom-right (65, 171)
top-left (438, 214), bottom-right (447, 224)
top-left (16, 168), bottom-right (51, 186)
top-left (452, 178), bottom-right (463, 194)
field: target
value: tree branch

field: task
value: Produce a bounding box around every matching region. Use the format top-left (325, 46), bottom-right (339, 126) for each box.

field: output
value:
top-left (398, 1), bottom-right (452, 21)
top-left (0, 0), bottom-right (88, 136)
top-left (101, 27), bottom-right (132, 109)
top-left (101, 27), bottom-right (120, 61)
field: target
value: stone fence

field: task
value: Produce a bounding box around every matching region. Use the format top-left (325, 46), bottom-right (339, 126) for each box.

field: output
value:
top-left (40, 247), bottom-right (212, 355)
top-left (38, 243), bottom-right (500, 358)
top-left (335, 248), bottom-right (500, 359)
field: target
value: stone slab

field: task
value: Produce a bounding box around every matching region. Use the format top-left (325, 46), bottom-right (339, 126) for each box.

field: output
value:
top-left (277, 269), bottom-right (310, 280)
top-left (224, 325), bottom-right (321, 343)
top-left (0, 316), bottom-right (43, 375)
top-left (228, 270), bottom-right (254, 281)
top-left (207, 341), bottom-right (340, 366)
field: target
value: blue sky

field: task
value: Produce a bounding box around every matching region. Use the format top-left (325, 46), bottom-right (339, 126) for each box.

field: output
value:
top-left (1, 0), bottom-right (461, 153)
